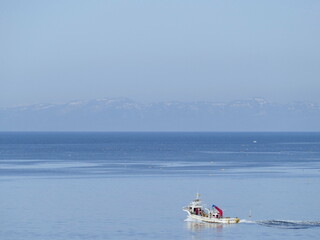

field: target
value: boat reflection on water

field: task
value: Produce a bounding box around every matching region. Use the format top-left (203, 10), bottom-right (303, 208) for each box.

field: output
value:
top-left (185, 218), bottom-right (234, 233)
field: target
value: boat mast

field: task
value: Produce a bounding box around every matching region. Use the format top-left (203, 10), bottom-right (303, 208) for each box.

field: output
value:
top-left (196, 193), bottom-right (200, 200)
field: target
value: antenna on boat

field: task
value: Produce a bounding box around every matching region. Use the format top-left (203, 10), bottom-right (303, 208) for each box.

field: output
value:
top-left (248, 209), bottom-right (252, 218)
top-left (196, 193), bottom-right (200, 199)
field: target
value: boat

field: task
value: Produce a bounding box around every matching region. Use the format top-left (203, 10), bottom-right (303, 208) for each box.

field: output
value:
top-left (183, 193), bottom-right (240, 224)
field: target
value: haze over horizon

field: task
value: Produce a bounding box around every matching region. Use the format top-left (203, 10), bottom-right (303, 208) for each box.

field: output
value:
top-left (1, 97), bottom-right (319, 131)
top-left (1, 0), bottom-right (320, 108)
top-left (1, 96), bottom-right (319, 109)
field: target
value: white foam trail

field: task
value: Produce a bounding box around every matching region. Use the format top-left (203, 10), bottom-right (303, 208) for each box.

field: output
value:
top-left (184, 216), bottom-right (202, 222)
top-left (255, 220), bottom-right (320, 229)
top-left (239, 219), bottom-right (255, 224)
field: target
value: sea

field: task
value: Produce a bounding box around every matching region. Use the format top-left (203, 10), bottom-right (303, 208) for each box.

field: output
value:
top-left (1, 132), bottom-right (320, 240)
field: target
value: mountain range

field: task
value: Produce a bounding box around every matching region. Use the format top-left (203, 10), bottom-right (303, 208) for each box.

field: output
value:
top-left (1, 98), bottom-right (319, 131)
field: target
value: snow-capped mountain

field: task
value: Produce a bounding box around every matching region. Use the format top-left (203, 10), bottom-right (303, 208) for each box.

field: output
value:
top-left (1, 98), bottom-right (319, 131)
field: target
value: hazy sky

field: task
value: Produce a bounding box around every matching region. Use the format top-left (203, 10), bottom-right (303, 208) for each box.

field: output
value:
top-left (1, 0), bottom-right (320, 107)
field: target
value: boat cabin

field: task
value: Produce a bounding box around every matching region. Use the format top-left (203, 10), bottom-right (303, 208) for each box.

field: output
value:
top-left (185, 194), bottom-right (223, 219)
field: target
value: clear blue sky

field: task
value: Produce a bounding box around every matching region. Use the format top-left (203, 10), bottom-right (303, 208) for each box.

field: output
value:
top-left (1, 0), bottom-right (320, 107)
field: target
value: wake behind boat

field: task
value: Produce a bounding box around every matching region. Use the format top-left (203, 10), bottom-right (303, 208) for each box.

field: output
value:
top-left (183, 194), bottom-right (240, 224)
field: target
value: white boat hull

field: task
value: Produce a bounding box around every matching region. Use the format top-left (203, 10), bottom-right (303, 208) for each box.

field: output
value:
top-left (186, 212), bottom-right (240, 224)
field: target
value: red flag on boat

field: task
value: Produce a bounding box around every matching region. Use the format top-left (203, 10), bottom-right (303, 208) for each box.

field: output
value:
top-left (212, 204), bottom-right (223, 217)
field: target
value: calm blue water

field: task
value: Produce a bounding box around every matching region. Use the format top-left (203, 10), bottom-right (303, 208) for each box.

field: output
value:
top-left (1, 132), bottom-right (320, 240)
